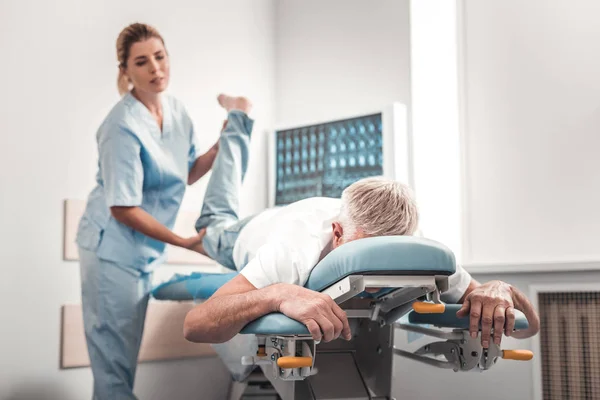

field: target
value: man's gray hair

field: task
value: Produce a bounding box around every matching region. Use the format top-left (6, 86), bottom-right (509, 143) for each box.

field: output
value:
top-left (338, 177), bottom-right (419, 238)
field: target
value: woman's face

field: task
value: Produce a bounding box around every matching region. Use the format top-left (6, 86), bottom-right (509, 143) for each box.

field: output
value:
top-left (123, 37), bottom-right (170, 94)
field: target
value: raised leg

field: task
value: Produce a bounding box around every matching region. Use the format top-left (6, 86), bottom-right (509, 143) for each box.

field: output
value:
top-left (194, 95), bottom-right (254, 269)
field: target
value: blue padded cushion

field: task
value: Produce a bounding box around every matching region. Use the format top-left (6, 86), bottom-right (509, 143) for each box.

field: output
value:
top-left (241, 313), bottom-right (310, 335)
top-left (407, 304), bottom-right (530, 331)
top-left (152, 272), bottom-right (237, 301)
top-left (305, 236), bottom-right (455, 292)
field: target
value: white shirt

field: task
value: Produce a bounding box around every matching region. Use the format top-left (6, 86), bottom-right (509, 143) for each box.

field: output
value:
top-left (235, 197), bottom-right (471, 303)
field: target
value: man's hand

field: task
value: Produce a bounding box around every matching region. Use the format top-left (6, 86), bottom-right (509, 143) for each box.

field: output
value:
top-left (456, 280), bottom-right (516, 348)
top-left (268, 283), bottom-right (352, 342)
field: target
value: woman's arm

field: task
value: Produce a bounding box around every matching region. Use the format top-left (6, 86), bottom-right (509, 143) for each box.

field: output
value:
top-left (188, 142), bottom-right (218, 185)
top-left (111, 206), bottom-right (203, 252)
top-left (188, 120), bottom-right (227, 185)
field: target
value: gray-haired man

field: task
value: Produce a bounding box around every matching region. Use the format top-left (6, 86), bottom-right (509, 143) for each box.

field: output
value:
top-left (186, 94), bottom-right (540, 354)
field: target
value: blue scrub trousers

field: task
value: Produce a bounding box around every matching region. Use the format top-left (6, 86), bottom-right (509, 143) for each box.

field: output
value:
top-left (79, 247), bottom-right (152, 400)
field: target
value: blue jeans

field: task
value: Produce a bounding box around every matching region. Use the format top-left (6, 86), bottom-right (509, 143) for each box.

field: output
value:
top-left (195, 110), bottom-right (255, 270)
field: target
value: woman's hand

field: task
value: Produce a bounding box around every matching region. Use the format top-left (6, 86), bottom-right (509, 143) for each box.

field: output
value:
top-left (179, 229), bottom-right (207, 255)
top-left (208, 139), bottom-right (219, 155)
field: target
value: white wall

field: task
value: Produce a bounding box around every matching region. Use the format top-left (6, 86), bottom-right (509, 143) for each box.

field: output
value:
top-left (0, 0), bottom-right (275, 399)
top-left (410, 0), bottom-right (462, 261)
top-left (462, 0), bottom-right (600, 265)
top-left (275, 0), bottom-right (412, 125)
top-left (393, 0), bottom-right (600, 398)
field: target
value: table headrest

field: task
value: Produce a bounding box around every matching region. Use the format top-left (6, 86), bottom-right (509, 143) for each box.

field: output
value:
top-left (306, 236), bottom-right (456, 292)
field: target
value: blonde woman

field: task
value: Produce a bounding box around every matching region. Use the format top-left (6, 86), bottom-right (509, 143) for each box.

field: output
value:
top-left (76, 23), bottom-right (218, 399)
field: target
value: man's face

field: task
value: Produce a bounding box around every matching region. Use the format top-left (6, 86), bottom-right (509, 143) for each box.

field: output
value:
top-left (331, 221), bottom-right (368, 250)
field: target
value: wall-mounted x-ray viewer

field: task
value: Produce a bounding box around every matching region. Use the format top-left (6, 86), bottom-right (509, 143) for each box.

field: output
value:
top-left (268, 103), bottom-right (410, 207)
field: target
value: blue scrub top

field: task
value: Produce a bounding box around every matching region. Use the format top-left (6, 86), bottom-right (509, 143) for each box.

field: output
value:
top-left (76, 92), bottom-right (201, 271)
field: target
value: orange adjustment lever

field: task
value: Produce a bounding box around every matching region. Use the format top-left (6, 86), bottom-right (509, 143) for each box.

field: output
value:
top-left (276, 356), bottom-right (313, 369)
top-left (502, 350), bottom-right (534, 361)
top-left (412, 301), bottom-right (445, 314)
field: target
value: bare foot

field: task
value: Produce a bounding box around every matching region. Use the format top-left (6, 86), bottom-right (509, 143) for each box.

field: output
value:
top-left (217, 94), bottom-right (253, 114)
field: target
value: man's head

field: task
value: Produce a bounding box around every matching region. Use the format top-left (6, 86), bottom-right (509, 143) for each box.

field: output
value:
top-left (331, 177), bottom-right (419, 249)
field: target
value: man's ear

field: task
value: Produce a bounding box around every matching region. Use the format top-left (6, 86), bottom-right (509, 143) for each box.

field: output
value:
top-left (331, 221), bottom-right (344, 248)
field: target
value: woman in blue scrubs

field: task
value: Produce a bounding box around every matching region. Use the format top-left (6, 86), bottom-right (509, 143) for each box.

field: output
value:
top-left (76, 23), bottom-right (218, 399)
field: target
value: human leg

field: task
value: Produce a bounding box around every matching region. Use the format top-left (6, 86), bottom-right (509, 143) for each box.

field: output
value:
top-left (194, 95), bottom-right (254, 269)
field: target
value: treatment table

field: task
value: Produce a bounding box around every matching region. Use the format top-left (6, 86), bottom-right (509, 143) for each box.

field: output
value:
top-left (152, 236), bottom-right (532, 400)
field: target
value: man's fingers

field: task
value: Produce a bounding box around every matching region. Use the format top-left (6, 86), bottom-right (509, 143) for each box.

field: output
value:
top-left (331, 311), bottom-right (344, 340)
top-left (297, 293), bottom-right (350, 342)
top-left (480, 302), bottom-right (495, 348)
top-left (456, 298), bottom-right (470, 317)
top-left (504, 306), bottom-right (516, 336)
top-left (324, 308), bottom-right (343, 340)
top-left (330, 302), bottom-right (352, 340)
top-left (317, 317), bottom-right (335, 342)
top-left (313, 297), bottom-right (338, 341)
top-left (468, 300), bottom-right (482, 339)
top-left (318, 296), bottom-right (345, 341)
top-left (305, 320), bottom-right (322, 342)
top-left (493, 306), bottom-right (506, 346)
